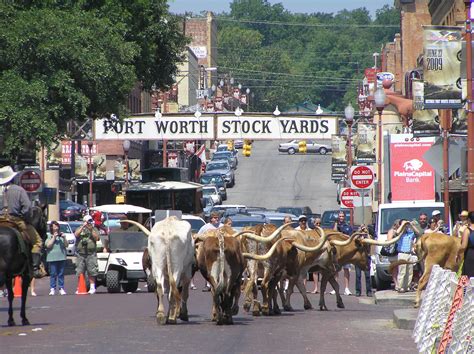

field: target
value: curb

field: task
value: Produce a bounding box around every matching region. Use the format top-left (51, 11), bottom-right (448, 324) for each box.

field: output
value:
top-left (393, 308), bottom-right (418, 330)
top-left (374, 290), bottom-right (416, 307)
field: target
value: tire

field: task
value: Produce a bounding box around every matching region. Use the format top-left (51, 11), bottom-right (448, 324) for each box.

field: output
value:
top-left (374, 272), bottom-right (391, 291)
top-left (147, 275), bottom-right (156, 293)
top-left (319, 147), bottom-right (328, 155)
top-left (106, 270), bottom-right (121, 293)
top-left (122, 282), bottom-right (138, 293)
top-left (287, 147), bottom-right (296, 155)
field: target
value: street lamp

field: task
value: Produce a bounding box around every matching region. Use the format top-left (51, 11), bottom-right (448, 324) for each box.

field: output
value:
top-left (122, 140), bottom-right (131, 190)
top-left (316, 104), bottom-right (323, 115)
top-left (87, 135), bottom-right (94, 207)
top-left (246, 88), bottom-right (250, 111)
top-left (374, 86), bottom-right (386, 205)
top-left (273, 106), bottom-right (281, 116)
top-left (344, 103), bottom-right (355, 225)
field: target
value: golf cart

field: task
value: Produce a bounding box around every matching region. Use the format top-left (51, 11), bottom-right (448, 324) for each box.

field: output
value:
top-left (90, 204), bottom-right (152, 293)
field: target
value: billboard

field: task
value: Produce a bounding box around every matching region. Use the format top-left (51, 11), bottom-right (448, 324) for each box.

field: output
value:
top-left (331, 135), bottom-right (347, 181)
top-left (389, 134), bottom-right (436, 202)
top-left (412, 109), bottom-right (439, 136)
top-left (423, 26), bottom-right (463, 109)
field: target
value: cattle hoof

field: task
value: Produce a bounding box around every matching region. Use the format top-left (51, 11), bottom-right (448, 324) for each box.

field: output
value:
top-left (413, 303), bottom-right (420, 309)
top-left (156, 314), bottom-right (167, 325)
top-left (262, 308), bottom-right (270, 316)
top-left (8, 319), bottom-right (16, 327)
top-left (167, 318), bottom-right (177, 325)
top-left (232, 304), bottom-right (239, 316)
top-left (283, 305), bottom-right (293, 312)
top-left (337, 302), bottom-right (345, 309)
top-left (252, 309), bottom-right (260, 316)
top-left (273, 307), bottom-right (281, 316)
top-left (179, 312), bottom-right (189, 322)
top-left (320, 305), bottom-right (328, 311)
top-left (304, 304), bottom-right (313, 310)
top-left (22, 318), bottom-right (30, 326)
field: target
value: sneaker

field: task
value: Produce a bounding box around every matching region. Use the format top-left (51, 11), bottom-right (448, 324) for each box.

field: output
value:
top-left (202, 286), bottom-right (211, 292)
top-left (48, 289), bottom-right (55, 296)
top-left (329, 290), bottom-right (336, 295)
top-left (31, 291), bottom-right (37, 297)
top-left (59, 288), bottom-right (67, 296)
top-left (344, 288), bottom-right (353, 296)
top-left (88, 288), bottom-right (96, 295)
top-left (190, 284), bottom-right (197, 290)
top-left (366, 292), bottom-right (373, 297)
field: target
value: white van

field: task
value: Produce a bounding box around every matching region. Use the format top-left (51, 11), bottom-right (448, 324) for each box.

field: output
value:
top-left (371, 201), bottom-right (450, 291)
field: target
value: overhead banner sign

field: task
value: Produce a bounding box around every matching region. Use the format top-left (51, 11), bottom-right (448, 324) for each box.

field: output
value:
top-left (94, 114), bottom-right (337, 141)
top-left (95, 116), bottom-right (215, 140)
top-left (355, 122), bottom-right (376, 164)
top-left (389, 134), bottom-right (436, 202)
top-left (331, 135), bottom-right (347, 181)
top-left (423, 26), bottom-right (463, 109)
top-left (216, 115), bottom-right (336, 140)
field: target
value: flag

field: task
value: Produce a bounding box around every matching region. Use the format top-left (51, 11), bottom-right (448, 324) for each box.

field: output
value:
top-left (196, 144), bottom-right (206, 164)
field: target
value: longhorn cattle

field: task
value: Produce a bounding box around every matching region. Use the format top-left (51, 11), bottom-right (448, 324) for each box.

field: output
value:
top-left (124, 217), bottom-right (194, 325)
top-left (389, 227), bottom-right (463, 308)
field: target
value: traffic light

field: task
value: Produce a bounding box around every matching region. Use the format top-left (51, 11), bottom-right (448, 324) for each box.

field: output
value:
top-left (242, 139), bottom-right (252, 157)
top-left (227, 140), bottom-right (234, 151)
top-left (298, 140), bottom-right (307, 154)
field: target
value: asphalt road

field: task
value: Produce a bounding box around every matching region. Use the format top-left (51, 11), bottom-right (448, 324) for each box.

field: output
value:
top-left (1, 274), bottom-right (417, 353)
top-left (226, 140), bottom-right (339, 214)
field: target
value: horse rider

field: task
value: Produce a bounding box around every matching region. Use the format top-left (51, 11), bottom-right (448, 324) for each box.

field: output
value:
top-left (0, 166), bottom-right (46, 278)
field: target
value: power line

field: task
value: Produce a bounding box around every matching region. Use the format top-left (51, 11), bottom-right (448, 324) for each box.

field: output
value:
top-left (216, 17), bottom-right (399, 29)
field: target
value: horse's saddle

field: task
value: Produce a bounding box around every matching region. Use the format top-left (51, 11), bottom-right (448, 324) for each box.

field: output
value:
top-left (0, 215), bottom-right (29, 255)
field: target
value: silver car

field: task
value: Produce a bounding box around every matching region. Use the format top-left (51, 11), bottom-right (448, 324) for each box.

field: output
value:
top-left (205, 160), bottom-right (235, 187)
top-left (278, 140), bottom-right (332, 155)
top-left (203, 185), bottom-right (222, 205)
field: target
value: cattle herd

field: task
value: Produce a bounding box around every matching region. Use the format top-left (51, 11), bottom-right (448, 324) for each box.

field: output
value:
top-left (127, 218), bottom-right (416, 325)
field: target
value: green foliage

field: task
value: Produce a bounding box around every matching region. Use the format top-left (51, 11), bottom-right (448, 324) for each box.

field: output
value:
top-left (217, 1), bottom-right (400, 112)
top-left (0, 1), bottom-right (187, 163)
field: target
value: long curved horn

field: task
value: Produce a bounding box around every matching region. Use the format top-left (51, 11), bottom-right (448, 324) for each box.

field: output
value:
top-left (361, 233), bottom-right (402, 246)
top-left (232, 229), bottom-right (258, 238)
top-left (238, 222), bottom-right (292, 243)
top-left (120, 220), bottom-right (151, 237)
top-left (329, 233), bottom-right (358, 246)
top-left (242, 237), bottom-right (288, 260)
top-left (291, 227), bottom-right (328, 252)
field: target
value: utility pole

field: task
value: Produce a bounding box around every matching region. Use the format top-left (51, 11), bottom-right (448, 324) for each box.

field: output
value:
top-left (465, 0), bottom-right (474, 210)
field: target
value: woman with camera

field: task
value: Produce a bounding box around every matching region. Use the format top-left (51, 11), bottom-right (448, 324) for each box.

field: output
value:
top-left (74, 215), bottom-right (100, 294)
top-left (46, 221), bottom-right (68, 295)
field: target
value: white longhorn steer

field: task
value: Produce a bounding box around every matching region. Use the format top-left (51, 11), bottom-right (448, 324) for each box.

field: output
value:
top-left (124, 217), bottom-right (194, 325)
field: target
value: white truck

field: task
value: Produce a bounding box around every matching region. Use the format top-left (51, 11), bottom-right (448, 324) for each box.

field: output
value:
top-left (371, 201), bottom-right (450, 291)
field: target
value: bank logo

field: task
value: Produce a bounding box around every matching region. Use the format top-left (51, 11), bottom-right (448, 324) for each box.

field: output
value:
top-left (403, 159), bottom-right (423, 171)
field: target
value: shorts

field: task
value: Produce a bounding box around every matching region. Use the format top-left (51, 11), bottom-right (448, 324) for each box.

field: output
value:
top-left (75, 253), bottom-right (98, 277)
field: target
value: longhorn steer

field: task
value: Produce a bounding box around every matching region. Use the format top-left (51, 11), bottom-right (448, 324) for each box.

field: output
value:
top-left (124, 217), bottom-right (194, 325)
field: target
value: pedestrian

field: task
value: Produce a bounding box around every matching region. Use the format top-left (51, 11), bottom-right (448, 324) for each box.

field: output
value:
top-left (418, 212), bottom-right (429, 231)
top-left (431, 210), bottom-right (448, 234)
top-left (387, 219), bottom-right (401, 289)
top-left (197, 212), bottom-right (220, 291)
top-left (295, 215), bottom-right (312, 231)
top-left (453, 210), bottom-right (469, 238)
top-left (45, 221), bottom-right (68, 295)
top-left (459, 211), bottom-right (474, 278)
top-left (396, 222), bottom-right (418, 293)
top-left (74, 215), bottom-right (100, 294)
top-left (424, 218), bottom-right (439, 234)
top-left (222, 217), bottom-right (233, 227)
top-left (354, 225), bottom-right (372, 297)
top-left (0, 166), bottom-right (46, 278)
top-left (332, 211), bottom-right (353, 296)
top-left (283, 215), bottom-right (294, 228)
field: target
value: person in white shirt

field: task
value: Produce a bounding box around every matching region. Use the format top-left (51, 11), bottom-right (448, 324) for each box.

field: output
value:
top-left (295, 215), bottom-right (312, 231)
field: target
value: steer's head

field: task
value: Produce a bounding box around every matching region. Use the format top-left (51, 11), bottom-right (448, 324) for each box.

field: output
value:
top-left (330, 234), bottom-right (370, 271)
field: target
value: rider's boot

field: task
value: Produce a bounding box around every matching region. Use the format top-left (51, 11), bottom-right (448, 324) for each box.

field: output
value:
top-left (32, 252), bottom-right (47, 279)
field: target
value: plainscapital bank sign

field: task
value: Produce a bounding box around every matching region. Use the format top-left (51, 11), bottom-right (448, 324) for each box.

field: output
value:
top-left (94, 114), bottom-right (337, 140)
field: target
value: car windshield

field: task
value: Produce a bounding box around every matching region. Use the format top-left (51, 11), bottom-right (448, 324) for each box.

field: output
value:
top-left (57, 224), bottom-right (72, 233)
top-left (183, 219), bottom-right (205, 233)
top-left (200, 175), bottom-right (223, 184)
top-left (202, 188), bottom-right (215, 196)
top-left (108, 231), bottom-right (148, 252)
top-left (379, 207), bottom-right (445, 234)
top-left (207, 162), bottom-right (228, 171)
top-left (212, 155), bottom-right (231, 161)
top-left (321, 211), bottom-right (350, 227)
top-left (277, 207), bottom-right (303, 216)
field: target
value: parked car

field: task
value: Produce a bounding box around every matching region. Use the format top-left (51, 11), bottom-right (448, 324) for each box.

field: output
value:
top-left (210, 204), bottom-right (247, 217)
top-left (182, 214), bottom-right (206, 234)
top-left (276, 206), bottom-right (313, 217)
top-left (216, 144), bottom-right (240, 157)
top-left (222, 213), bottom-right (269, 231)
top-left (205, 160), bottom-right (235, 187)
top-left (212, 151), bottom-right (238, 168)
top-left (202, 185), bottom-right (222, 205)
top-left (250, 211), bottom-right (297, 227)
top-left (320, 209), bottom-right (351, 229)
top-left (278, 140), bottom-right (332, 155)
top-left (199, 173), bottom-right (227, 201)
top-left (60, 200), bottom-right (87, 221)
top-left (202, 195), bottom-right (216, 220)
top-left (48, 221), bottom-right (76, 256)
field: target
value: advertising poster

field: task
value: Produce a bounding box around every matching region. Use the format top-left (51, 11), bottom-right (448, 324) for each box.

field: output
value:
top-left (423, 26), bottom-right (462, 109)
top-left (93, 154), bottom-right (106, 181)
top-left (331, 135), bottom-right (347, 181)
top-left (412, 109), bottom-right (440, 136)
top-left (452, 108), bottom-right (467, 135)
top-left (412, 79), bottom-right (424, 110)
top-left (74, 154), bottom-right (89, 182)
top-left (129, 159), bottom-right (141, 181)
top-left (389, 134), bottom-right (436, 202)
top-left (355, 123), bottom-right (376, 163)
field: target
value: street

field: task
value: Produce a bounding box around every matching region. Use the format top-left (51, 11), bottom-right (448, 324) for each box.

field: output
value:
top-left (1, 274), bottom-right (416, 353)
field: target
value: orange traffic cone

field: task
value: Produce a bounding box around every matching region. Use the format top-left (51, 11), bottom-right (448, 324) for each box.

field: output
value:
top-left (76, 274), bottom-right (88, 295)
top-left (13, 276), bottom-right (22, 298)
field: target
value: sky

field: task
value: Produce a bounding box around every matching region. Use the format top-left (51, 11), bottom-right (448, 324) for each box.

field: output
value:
top-left (168, 0), bottom-right (394, 17)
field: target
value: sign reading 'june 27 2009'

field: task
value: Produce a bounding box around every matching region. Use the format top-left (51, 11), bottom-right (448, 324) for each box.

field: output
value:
top-left (216, 115), bottom-right (336, 140)
top-left (94, 114), bottom-right (337, 141)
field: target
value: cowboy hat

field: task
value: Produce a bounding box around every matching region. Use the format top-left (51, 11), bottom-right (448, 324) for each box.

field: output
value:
top-left (0, 166), bottom-right (18, 185)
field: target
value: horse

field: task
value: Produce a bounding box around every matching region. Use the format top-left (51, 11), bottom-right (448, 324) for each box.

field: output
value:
top-left (0, 205), bottom-right (47, 326)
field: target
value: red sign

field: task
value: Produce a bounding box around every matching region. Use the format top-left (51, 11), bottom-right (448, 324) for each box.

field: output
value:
top-left (351, 166), bottom-right (374, 189)
top-left (390, 135), bottom-right (435, 202)
top-left (61, 141), bottom-right (98, 165)
top-left (340, 188), bottom-right (359, 209)
top-left (20, 170), bottom-right (42, 192)
top-left (364, 68), bottom-right (380, 84)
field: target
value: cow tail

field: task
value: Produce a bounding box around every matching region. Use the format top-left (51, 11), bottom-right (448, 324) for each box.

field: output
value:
top-left (216, 230), bottom-right (226, 296)
top-left (166, 241), bottom-right (180, 303)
